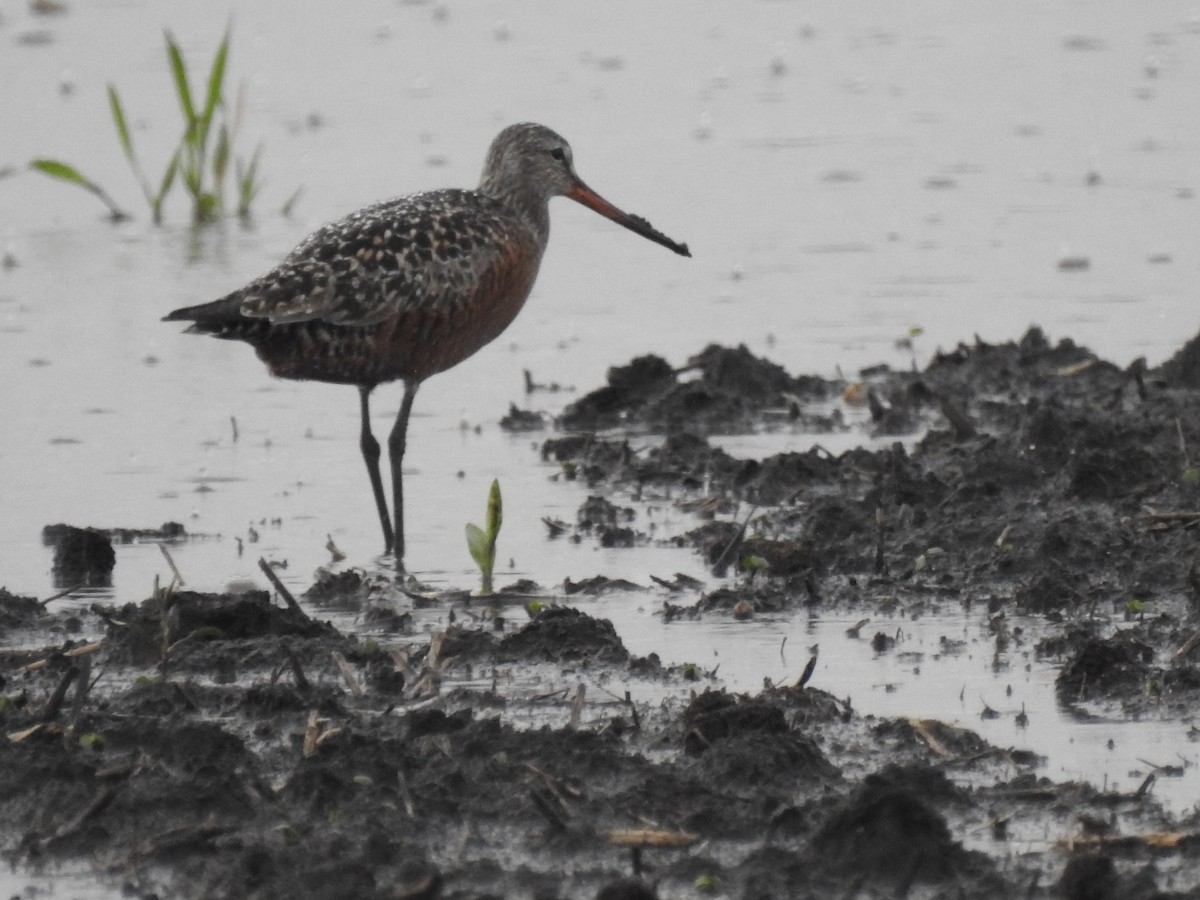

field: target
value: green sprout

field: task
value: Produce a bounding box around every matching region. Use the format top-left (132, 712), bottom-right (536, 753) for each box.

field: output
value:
top-left (465, 479), bottom-right (503, 596)
top-left (896, 325), bottom-right (924, 370)
top-left (28, 159), bottom-right (129, 222)
top-left (32, 27), bottom-right (272, 224)
top-left (740, 555), bottom-right (769, 581)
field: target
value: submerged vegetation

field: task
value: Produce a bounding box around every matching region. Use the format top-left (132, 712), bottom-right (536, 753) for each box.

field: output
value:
top-left (31, 29), bottom-right (273, 225)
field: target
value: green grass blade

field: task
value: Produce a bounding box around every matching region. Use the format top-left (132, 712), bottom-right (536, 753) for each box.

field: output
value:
top-left (212, 122), bottom-right (231, 186)
top-left (236, 143), bottom-right (262, 217)
top-left (108, 84), bottom-right (156, 207)
top-left (157, 150), bottom-right (180, 201)
top-left (31, 158), bottom-right (96, 189)
top-left (30, 159), bottom-right (130, 221)
top-left (152, 151), bottom-right (180, 223)
top-left (195, 192), bottom-right (219, 223)
top-left (182, 159), bottom-right (202, 199)
top-left (107, 84), bottom-right (136, 163)
top-left (486, 479), bottom-right (503, 539)
top-left (465, 524), bottom-right (491, 573)
top-left (201, 30), bottom-right (229, 133)
top-left (280, 186), bottom-right (304, 217)
top-left (165, 31), bottom-right (197, 131)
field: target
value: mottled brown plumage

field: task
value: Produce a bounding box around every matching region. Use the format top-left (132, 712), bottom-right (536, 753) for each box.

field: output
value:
top-left (164, 122), bottom-right (690, 564)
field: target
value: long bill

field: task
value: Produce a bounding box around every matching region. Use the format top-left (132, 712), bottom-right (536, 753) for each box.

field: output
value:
top-left (568, 181), bottom-right (691, 257)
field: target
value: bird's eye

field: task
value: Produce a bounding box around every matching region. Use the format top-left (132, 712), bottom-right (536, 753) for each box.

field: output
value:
top-left (550, 147), bottom-right (566, 162)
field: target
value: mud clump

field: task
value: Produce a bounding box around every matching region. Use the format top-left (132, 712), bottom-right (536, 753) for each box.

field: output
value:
top-left (1056, 631), bottom-right (1155, 702)
top-left (41, 522), bottom-right (186, 588)
top-left (499, 606), bottom-right (630, 664)
top-left (0, 588), bottom-right (44, 630)
top-left (42, 524), bottom-right (115, 587)
top-left (809, 766), bottom-right (985, 890)
top-left (559, 344), bottom-right (836, 432)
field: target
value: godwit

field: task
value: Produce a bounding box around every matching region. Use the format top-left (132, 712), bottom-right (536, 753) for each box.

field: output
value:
top-left (164, 122), bottom-right (690, 564)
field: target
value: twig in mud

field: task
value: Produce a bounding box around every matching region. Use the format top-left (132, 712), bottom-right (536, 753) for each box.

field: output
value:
top-left (1055, 358), bottom-right (1097, 378)
top-left (1177, 418), bottom-right (1191, 471)
top-left (1124, 356), bottom-right (1148, 401)
top-left (937, 395), bottom-right (976, 439)
top-left (325, 533), bottom-right (346, 562)
top-left (530, 687), bottom-right (571, 703)
top-left (300, 715), bottom-right (348, 758)
top-left (390, 646), bottom-right (417, 679)
top-left (1133, 773), bottom-right (1156, 799)
top-left (529, 788), bottom-right (569, 832)
top-left (38, 786), bottom-right (117, 850)
top-left (995, 524), bottom-right (1012, 549)
top-left (1172, 630), bottom-right (1200, 662)
top-left (874, 507), bottom-right (887, 575)
top-left (907, 718), bottom-right (953, 757)
top-left (796, 644), bottom-right (819, 689)
top-left (523, 762), bottom-right (583, 807)
top-left (331, 650), bottom-right (362, 697)
top-left (624, 690), bottom-right (641, 731)
top-left (282, 644), bottom-right (311, 690)
top-left (153, 574), bottom-right (175, 679)
top-left (230, 415), bottom-right (239, 443)
top-left (568, 683), bottom-right (586, 729)
top-left (1135, 507), bottom-right (1200, 527)
top-left (1056, 829), bottom-right (1195, 851)
top-left (302, 709), bottom-right (321, 758)
top-left (1136, 758), bottom-right (1184, 777)
top-left (710, 504), bottom-right (759, 577)
top-left (38, 581), bottom-right (84, 607)
top-left (257, 556), bottom-right (302, 614)
top-left (397, 769), bottom-right (417, 817)
top-left (39, 665), bottom-right (79, 721)
top-left (130, 817), bottom-right (231, 859)
top-left (158, 542), bottom-right (184, 587)
top-left (16, 640), bottom-right (104, 673)
top-left (68, 655), bottom-right (93, 726)
top-left (603, 829), bottom-right (700, 847)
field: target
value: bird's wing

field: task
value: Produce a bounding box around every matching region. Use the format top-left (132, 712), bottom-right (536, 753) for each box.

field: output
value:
top-left (236, 192), bottom-right (526, 328)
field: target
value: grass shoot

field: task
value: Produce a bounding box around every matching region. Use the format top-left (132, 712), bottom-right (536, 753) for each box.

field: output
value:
top-left (31, 27), bottom-right (275, 224)
top-left (466, 480), bottom-right (503, 596)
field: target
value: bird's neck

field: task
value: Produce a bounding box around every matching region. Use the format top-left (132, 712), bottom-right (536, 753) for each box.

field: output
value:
top-left (478, 178), bottom-right (551, 247)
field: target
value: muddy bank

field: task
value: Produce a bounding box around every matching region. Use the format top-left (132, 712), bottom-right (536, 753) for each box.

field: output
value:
top-left (546, 331), bottom-right (1200, 710)
top-left (5, 328), bottom-right (1200, 898)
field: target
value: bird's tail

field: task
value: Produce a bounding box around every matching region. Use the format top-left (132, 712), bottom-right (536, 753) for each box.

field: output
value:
top-left (162, 295), bottom-right (253, 339)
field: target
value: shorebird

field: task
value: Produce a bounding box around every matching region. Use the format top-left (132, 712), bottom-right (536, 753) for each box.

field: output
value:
top-left (164, 122), bottom-right (690, 564)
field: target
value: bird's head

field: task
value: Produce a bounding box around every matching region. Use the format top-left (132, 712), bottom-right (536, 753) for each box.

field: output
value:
top-left (480, 122), bottom-right (690, 257)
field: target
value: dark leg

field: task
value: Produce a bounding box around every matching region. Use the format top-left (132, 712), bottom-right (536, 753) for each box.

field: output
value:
top-left (388, 379), bottom-right (420, 564)
top-left (358, 385), bottom-right (394, 553)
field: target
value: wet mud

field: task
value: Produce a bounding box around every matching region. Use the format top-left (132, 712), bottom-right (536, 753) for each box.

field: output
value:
top-left (7, 328), bottom-right (1200, 898)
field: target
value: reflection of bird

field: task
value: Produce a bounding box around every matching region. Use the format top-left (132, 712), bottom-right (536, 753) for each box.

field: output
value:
top-left (165, 123), bottom-right (690, 564)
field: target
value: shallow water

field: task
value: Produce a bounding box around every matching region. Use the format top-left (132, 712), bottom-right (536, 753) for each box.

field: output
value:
top-left (3, 0), bottom-right (1200, 850)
